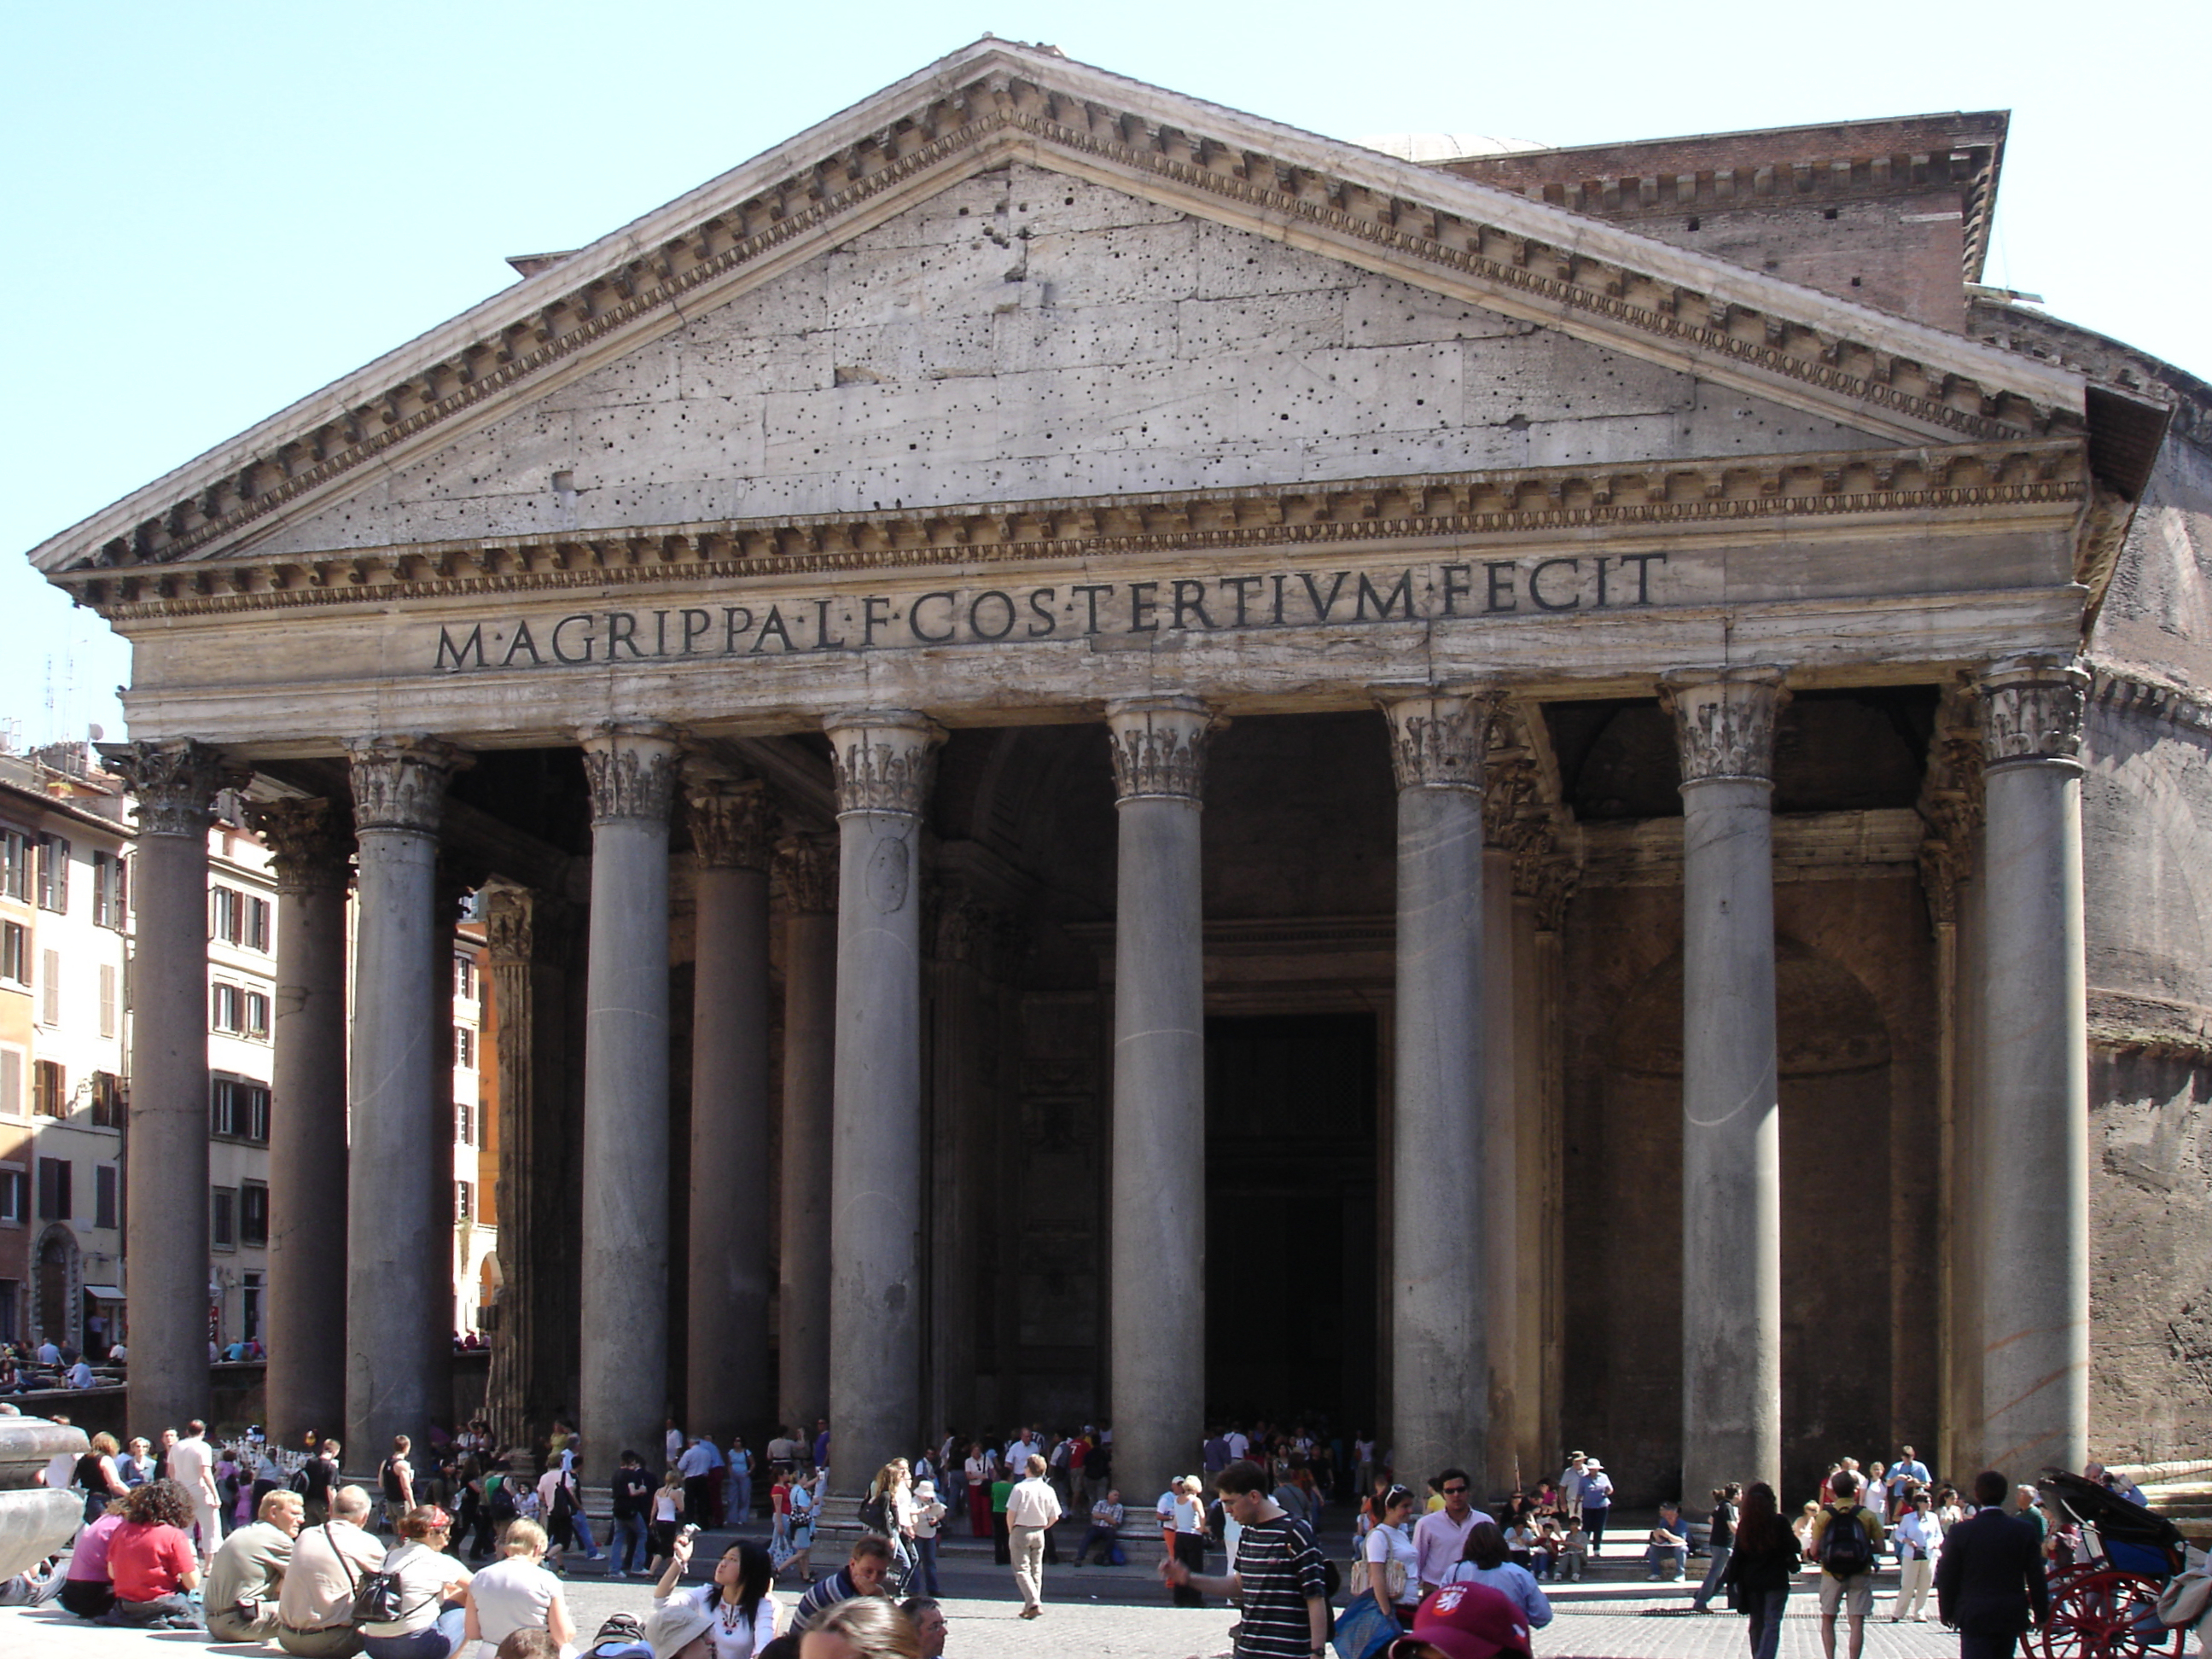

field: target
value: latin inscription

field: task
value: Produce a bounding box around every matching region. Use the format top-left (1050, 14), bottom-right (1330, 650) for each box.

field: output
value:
top-left (429, 554), bottom-right (1669, 672)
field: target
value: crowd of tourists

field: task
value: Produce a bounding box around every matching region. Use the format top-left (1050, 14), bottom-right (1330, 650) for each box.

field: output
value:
top-left (8, 1399), bottom-right (2180, 1659)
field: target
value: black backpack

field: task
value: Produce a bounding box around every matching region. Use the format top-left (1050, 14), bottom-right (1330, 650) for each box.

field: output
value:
top-left (488, 1476), bottom-right (519, 1522)
top-left (1817, 1505), bottom-right (1875, 1578)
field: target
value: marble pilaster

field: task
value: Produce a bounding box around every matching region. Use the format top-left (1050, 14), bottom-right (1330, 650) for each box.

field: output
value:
top-left (775, 836), bottom-right (837, 1435)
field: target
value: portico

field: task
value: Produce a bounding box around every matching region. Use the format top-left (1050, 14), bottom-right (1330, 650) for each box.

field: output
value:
top-left (32, 41), bottom-right (2179, 1505)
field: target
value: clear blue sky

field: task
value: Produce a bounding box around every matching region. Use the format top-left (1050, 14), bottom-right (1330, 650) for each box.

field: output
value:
top-left (5, 0), bottom-right (2203, 748)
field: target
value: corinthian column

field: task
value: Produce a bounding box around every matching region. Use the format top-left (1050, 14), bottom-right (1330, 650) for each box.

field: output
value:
top-left (102, 740), bottom-right (237, 1435)
top-left (1660, 667), bottom-right (1787, 1502)
top-left (1377, 689), bottom-right (1491, 1491)
top-left (776, 837), bottom-right (837, 1434)
top-left (824, 711), bottom-right (942, 1499)
top-left (346, 735), bottom-right (467, 1458)
top-left (685, 771), bottom-right (779, 1447)
top-left (1976, 654), bottom-right (2090, 1474)
top-left (578, 723), bottom-right (680, 1488)
top-left (1105, 695), bottom-right (1216, 1509)
top-left (243, 798), bottom-right (354, 1447)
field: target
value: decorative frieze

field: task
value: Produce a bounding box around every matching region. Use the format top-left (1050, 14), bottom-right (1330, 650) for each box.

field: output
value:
top-left (1978, 652), bottom-right (2089, 768)
top-left (99, 738), bottom-right (241, 839)
top-left (774, 837), bottom-right (838, 914)
top-left (578, 723), bottom-right (680, 824)
top-left (346, 734), bottom-right (468, 834)
top-left (244, 797), bottom-right (354, 892)
top-left (1105, 696), bottom-right (1218, 804)
top-left (824, 709), bottom-right (943, 818)
top-left (1659, 666), bottom-right (1790, 785)
top-left (684, 774), bottom-right (779, 870)
top-left (1376, 688), bottom-right (1490, 794)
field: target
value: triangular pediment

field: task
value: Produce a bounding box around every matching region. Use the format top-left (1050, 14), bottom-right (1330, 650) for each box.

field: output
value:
top-left (240, 165), bottom-right (1904, 555)
top-left (32, 38), bottom-right (2092, 577)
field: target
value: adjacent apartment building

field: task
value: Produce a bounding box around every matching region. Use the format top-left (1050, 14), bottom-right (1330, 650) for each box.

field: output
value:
top-left (0, 736), bottom-right (492, 1362)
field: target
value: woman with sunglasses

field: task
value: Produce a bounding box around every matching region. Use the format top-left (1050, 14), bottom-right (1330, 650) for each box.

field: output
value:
top-left (360, 1504), bottom-right (474, 1659)
top-left (1363, 1484), bottom-right (1423, 1627)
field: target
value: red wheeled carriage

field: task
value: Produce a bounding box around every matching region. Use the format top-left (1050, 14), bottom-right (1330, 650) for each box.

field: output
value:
top-left (2034, 1471), bottom-right (2189, 1659)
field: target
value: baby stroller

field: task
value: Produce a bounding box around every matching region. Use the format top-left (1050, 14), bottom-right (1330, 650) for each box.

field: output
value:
top-left (2034, 1470), bottom-right (2187, 1659)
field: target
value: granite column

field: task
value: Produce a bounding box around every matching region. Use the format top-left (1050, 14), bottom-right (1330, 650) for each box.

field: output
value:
top-left (684, 773), bottom-right (779, 1446)
top-left (1377, 690), bottom-right (1489, 1492)
top-left (1662, 667), bottom-right (1787, 1501)
top-left (1976, 654), bottom-right (2091, 1475)
top-left (578, 724), bottom-right (680, 1487)
top-left (825, 711), bottom-right (942, 1498)
top-left (776, 838), bottom-right (837, 1435)
top-left (1106, 695), bottom-right (1217, 1508)
top-left (103, 741), bottom-right (235, 1435)
top-left (346, 736), bottom-right (467, 1459)
top-left (245, 798), bottom-right (354, 1447)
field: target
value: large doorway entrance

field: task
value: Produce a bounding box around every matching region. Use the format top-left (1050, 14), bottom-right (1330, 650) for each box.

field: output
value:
top-left (1204, 1014), bottom-right (1378, 1435)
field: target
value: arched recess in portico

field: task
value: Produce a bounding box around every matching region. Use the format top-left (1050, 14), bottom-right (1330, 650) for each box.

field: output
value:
top-left (1600, 941), bottom-right (1894, 1503)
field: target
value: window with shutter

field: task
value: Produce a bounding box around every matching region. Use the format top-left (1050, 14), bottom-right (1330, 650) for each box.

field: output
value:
top-left (94, 1164), bottom-right (118, 1230)
top-left (0, 1050), bottom-right (20, 1116)
top-left (37, 1157), bottom-right (70, 1220)
top-left (97, 963), bottom-right (116, 1039)
top-left (0, 923), bottom-right (25, 985)
top-left (31, 1062), bottom-right (63, 1119)
top-left (38, 951), bottom-right (59, 1027)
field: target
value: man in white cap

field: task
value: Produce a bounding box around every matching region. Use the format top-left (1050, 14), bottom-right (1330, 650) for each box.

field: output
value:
top-left (645, 1596), bottom-right (715, 1658)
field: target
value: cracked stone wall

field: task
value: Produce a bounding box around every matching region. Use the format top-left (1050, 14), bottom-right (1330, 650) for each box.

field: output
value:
top-left (251, 164), bottom-right (1884, 556)
top-left (2085, 422), bottom-right (2212, 1460)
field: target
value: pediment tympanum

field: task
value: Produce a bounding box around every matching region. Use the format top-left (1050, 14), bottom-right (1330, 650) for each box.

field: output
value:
top-left (32, 39), bottom-right (2094, 591)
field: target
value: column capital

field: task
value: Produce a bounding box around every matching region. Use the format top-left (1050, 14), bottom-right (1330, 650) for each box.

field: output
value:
top-left (1977, 653), bottom-right (2089, 770)
top-left (346, 735), bottom-right (469, 834)
top-left (578, 723), bottom-right (680, 825)
top-left (1373, 685), bottom-right (1497, 794)
top-left (1660, 666), bottom-right (1790, 786)
top-left (824, 710), bottom-right (944, 818)
top-left (774, 837), bottom-right (838, 913)
top-left (1105, 695), bottom-right (1220, 804)
top-left (684, 773), bottom-right (780, 870)
top-left (243, 798), bottom-right (354, 893)
top-left (99, 739), bottom-right (243, 839)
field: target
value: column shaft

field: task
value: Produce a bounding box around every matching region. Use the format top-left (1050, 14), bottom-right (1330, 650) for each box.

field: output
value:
top-left (1664, 668), bottom-right (1786, 1501)
top-left (825, 712), bottom-right (941, 1498)
top-left (1976, 655), bottom-right (2091, 1474)
top-left (777, 838), bottom-right (837, 1434)
top-left (579, 725), bottom-right (678, 1487)
top-left (1379, 690), bottom-right (1487, 1491)
top-left (346, 736), bottom-right (463, 1458)
top-left (685, 777), bottom-right (778, 1444)
top-left (1106, 696), bottom-right (1214, 1508)
top-left (105, 742), bottom-right (231, 1435)
top-left (247, 799), bottom-right (352, 1447)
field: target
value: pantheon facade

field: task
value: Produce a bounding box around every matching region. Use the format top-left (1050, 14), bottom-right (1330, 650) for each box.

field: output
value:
top-left (27, 43), bottom-right (2212, 1508)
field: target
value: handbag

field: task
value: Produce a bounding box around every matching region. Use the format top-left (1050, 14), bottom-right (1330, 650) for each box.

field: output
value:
top-left (1348, 1526), bottom-right (1409, 1601)
top-left (1331, 1593), bottom-right (1397, 1659)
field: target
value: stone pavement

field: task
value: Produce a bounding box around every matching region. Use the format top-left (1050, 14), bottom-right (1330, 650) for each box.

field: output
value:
top-left (0, 1563), bottom-right (1970, 1659)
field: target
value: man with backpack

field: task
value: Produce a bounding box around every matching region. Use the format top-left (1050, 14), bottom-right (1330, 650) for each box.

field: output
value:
top-left (1809, 1469), bottom-right (1887, 1659)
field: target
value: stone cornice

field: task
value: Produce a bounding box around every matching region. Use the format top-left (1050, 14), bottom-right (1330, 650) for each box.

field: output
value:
top-left (32, 44), bottom-right (2088, 582)
top-left (56, 442), bottom-right (2089, 622)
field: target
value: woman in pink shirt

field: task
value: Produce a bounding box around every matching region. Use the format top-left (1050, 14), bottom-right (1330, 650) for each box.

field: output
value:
top-left (61, 1499), bottom-right (130, 1620)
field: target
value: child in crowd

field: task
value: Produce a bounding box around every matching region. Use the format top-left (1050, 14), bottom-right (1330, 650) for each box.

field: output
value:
top-left (1557, 1520), bottom-right (1588, 1581)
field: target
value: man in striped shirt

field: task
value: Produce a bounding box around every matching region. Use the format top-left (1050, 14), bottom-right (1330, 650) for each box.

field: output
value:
top-left (1162, 1462), bottom-right (1330, 1659)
